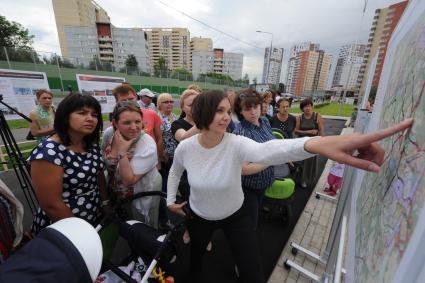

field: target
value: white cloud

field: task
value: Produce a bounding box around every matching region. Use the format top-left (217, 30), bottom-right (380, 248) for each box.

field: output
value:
top-left (1, 0), bottom-right (402, 82)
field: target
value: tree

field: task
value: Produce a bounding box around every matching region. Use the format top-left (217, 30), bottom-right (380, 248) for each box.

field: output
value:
top-left (242, 73), bottom-right (249, 84)
top-left (125, 54), bottom-right (138, 68)
top-left (171, 68), bottom-right (193, 80)
top-left (0, 15), bottom-right (34, 48)
top-left (153, 56), bottom-right (169, 77)
top-left (0, 15), bottom-right (36, 63)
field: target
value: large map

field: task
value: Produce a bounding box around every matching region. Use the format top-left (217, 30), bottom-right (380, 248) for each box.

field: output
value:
top-left (353, 1), bottom-right (425, 282)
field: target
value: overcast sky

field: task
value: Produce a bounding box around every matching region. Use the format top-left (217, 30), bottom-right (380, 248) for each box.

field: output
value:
top-left (2, 0), bottom-right (402, 83)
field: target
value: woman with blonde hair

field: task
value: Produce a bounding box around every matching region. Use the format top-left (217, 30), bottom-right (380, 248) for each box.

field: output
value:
top-left (29, 89), bottom-right (55, 142)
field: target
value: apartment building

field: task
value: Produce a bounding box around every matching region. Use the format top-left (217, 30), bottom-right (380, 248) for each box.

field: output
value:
top-left (293, 50), bottom-right (332, 97)
top-left (262, 47), bottom-right (284, 85)
top-left (357, 1), bottom-right (408, 97)
top-left (286, 42), bottom-right (320, 95)
top-left (332, 44), bottom-right (366, 90)
top-left (144, 28), bottom-right (190, 72)
top-left (52, 0), bottom-right (110, 58)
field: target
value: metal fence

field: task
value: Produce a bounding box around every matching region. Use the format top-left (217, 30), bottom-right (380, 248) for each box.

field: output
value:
top-left (0, 46), bottom-right (249, 90)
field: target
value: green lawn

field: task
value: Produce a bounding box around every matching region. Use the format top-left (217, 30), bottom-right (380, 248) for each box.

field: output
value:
top-left (289, 102), bottom-right (354, 117)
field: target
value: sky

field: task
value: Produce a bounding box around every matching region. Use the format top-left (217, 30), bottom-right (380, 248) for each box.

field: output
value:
top-left (1, 0), bottom-right (403, 84)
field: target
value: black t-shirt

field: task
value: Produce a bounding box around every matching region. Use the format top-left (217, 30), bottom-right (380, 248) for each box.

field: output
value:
top-left (171, 118), bottom-right (193, 141)
top-left (268, 114), bottom-right (296, 139)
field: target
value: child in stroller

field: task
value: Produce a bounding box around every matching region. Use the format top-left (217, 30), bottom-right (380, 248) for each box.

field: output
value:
top-left (96, 191), bottom-right (189, 283)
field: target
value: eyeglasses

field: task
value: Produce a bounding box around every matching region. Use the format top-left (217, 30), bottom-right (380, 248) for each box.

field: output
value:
top-left (161, 100), bottom-right (174, 104)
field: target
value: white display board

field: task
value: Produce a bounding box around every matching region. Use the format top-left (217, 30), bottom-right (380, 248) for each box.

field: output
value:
top-left (346, 0), bottom-right (425, 282)
top-left (0, 69), bottom-right (49, 120)
top-left (76, 74), bottom-right (125, 113)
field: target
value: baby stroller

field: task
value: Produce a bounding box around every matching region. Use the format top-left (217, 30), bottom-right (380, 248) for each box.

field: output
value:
top-left (96, 191), bottom-right (187, 283)
top-left (261, 128), bottom-right (297, 224)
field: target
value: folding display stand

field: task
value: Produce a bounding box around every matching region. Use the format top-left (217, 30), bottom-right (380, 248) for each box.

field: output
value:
top-left (283, 166), bottom-right (355, 282)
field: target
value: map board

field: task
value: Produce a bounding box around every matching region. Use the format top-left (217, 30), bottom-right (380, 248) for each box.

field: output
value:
top-left (76, 74), bottom-right (125, 113)
top-left (347, 1), bottom-right (425, 282)
top-left (0, 69), bottom-right (49, 120)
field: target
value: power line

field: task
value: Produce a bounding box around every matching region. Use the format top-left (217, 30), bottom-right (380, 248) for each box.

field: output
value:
top-left (154, 0), bottom-right (262, 51)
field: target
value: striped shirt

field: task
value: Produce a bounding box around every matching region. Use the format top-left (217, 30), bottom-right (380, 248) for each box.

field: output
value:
top-left (233, 117), bottom-right (275, 190)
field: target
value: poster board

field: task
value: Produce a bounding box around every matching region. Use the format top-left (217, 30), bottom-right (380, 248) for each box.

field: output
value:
top-left (0, 69), bottom-right (49, 120)
top-left (76, 74), bottom-right (125, 113)
top-left (347, 0), bottom-right (425, 282)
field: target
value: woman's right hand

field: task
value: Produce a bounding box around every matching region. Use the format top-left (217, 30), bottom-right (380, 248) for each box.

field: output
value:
top-left (113, 130), bottom-right (135, 154)
top-left (168, 201), bottom-right (187, 217)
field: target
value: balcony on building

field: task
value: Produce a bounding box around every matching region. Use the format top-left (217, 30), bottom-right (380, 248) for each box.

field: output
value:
top-left (98, 36), bottom-right (112, 42)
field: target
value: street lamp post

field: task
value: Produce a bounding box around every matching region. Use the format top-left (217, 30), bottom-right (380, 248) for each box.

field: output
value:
top-left (256, 30), bottom-right (273, 85)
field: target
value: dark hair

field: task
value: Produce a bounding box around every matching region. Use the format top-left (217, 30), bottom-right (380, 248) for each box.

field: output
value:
top-left (111, 101), bottom-right (143, 121)
top-left (300, 98), bottom-right (313, 111)
top-left (36, 89), bottom-right (53, 99)
top-left (276, 97), bottom-right (290, 108)
top-left (54, 93), bottom-right (103, 149)
top-left (234, 88), bottom-right (262, 121)
top-left (112, 84), bottom-right (137, 100)
top-left (192, 90), bottom-right (229, 130)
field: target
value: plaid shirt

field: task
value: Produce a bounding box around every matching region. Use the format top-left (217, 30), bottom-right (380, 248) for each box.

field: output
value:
top-left (233, 117), bottom-right (275, 190)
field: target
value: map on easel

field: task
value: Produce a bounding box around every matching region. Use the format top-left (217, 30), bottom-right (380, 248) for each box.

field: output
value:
top-left (351, 0), bottom-right (425, 282)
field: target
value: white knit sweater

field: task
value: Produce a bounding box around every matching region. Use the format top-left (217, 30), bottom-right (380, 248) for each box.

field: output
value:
top-left (167, 133), bottom-right (314, 220)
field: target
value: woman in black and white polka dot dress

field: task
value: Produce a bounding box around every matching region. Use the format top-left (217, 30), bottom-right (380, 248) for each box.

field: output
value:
top-left (29, 93), bottom-right (109, 234)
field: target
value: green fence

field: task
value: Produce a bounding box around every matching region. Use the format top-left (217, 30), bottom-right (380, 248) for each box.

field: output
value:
top-left (0, 61), bottom-right (245, 94)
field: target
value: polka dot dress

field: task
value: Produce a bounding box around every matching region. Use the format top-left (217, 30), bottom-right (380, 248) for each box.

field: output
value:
top-left (29, 138), bottom-right (104, 233)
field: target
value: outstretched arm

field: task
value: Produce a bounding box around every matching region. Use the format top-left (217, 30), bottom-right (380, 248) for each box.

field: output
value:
top-left (304, 118), bottom-right (413, 172)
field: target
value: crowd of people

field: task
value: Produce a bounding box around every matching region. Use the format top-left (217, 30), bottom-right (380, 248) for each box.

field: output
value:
top-left (2, 84), bottom-right (413, 282)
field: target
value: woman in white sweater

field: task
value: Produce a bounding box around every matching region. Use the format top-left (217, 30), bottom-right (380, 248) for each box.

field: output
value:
top-left (167, 90), bottom-right (413, 283)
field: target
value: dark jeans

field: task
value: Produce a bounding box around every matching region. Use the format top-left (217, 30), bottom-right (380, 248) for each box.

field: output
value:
top-left (159, 161), bottom-right (172, 225)
top-left (187, 203), bottom-right (264, 283)
top-left (242, 187), bottom-right (265, 230)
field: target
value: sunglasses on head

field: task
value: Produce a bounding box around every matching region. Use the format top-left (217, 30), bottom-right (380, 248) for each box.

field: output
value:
top-left (115, 100), bottom-right (140, 109)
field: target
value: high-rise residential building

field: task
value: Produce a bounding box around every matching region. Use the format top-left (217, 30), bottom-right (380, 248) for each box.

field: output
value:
top-left (332, 44), bottom-right (366, 90)
top-left (190, 37), bottom-right (213, 72)
top-left (52, 0), bottom-right (110, 58)
top-left (293, 50), bottom-right (332, 97)
top-left (191, 48), bottom-right (243, 80)
top-left (286, 42), bottom-right (320, 94)
top-left (191, 50), bottom-right (214, 80)
top-left (223, 52), bottom-right (243, 81)
top-left (144, 28), bottom-right (190, 72)
top-left (357, 1), bottom-right (408, 97)
top-left (262, 47), bottom-right (284, 85)
top-left (190, 37), bottom-right (213, 52)
top-left (53, 0), bottom-right (149, 72)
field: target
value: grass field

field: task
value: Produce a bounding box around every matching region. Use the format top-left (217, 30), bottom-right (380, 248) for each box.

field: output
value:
top-left (289, 102), bottom-right (355, 117)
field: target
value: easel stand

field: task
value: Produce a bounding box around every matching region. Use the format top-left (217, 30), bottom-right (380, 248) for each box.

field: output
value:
top-left (0, 94), bottom-right (38, 214)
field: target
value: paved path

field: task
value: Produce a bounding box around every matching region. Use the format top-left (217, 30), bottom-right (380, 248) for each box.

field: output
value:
top-left (268, 126), bottom-right (353, 283)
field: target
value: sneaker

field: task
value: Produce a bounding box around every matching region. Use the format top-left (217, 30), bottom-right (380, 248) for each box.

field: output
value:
top-left (206, 241), bottom-right (213, 252)
top-left (323, 187), bottom-right (332, 193)
top-left (326, 190), bottom-right (337, 197)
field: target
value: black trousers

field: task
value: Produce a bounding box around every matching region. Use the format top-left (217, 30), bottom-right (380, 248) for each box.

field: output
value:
top-left (242, 187), bottom-right (265, 231)
top-left (187, 203), bottom-right (264, 283)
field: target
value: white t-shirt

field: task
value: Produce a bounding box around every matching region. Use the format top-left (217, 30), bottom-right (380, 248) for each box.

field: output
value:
top-left (167, 133), bottom-right (314, 220)
top-left (129, 134), bottom-right (161, 218)
top-left (329, 162), bottom-right (345, 178)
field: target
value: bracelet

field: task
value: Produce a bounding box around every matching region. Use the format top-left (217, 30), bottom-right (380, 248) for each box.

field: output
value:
top-left (102, 200), bottom-right (110, 206)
